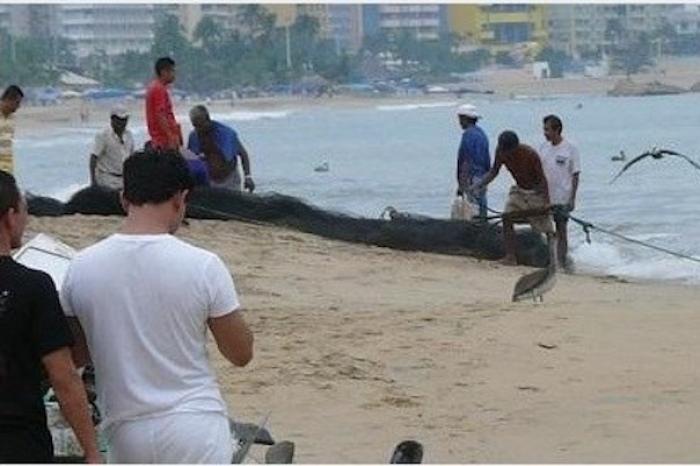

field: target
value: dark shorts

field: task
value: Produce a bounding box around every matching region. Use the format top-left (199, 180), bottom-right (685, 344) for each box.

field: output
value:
top-left (551, 205), bottom-right (571, 224)
top-left (0, 424), bottom-right (53, 463)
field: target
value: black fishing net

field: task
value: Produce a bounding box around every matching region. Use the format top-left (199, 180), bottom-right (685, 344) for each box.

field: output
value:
top-left (28, 186), bottom-right (548, 267)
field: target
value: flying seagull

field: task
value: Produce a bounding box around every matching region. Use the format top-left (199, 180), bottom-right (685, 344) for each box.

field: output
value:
top-left (610, 147), bottom-right (700, 183)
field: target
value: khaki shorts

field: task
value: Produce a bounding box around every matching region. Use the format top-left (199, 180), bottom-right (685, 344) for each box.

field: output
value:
top-left (504, 185), bottom-right (553, 234)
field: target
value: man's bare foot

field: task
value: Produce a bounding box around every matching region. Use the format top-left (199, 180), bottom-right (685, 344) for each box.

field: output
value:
top-left (500, 256), bottom-right (517, 266)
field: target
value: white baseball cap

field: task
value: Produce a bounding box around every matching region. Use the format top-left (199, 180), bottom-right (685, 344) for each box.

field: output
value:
top-left (110, 104), bottom-right (129, 119)
top-left (456, 103), bottom-right (480, 119)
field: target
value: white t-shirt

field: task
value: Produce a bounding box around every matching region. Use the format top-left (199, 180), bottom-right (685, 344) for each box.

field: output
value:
top-left (91, 128), bottom-right (135, 190)
top-left (60, 234), bottom-right (239, 434)
top-left (538, 139), bottom-right (581, 205)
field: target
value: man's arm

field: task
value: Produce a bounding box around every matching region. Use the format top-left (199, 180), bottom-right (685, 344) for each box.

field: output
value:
top-left (238, 142), bottom-right (255, 193)
top-left (89, 133), bottom-right (104, 186)
top-left (157, 113), bottom-right (179, 149)
top-left (42, 348), bottom-right (101, 463)
top-left (457, 145), bottom-right (469, 193)
top-left (534, 156), bottom-right (551, 205)
top-left (470, 156), bottom-right (501, 193)
top-left (89, 155), bottom-right (97, 186)
top-left (570, 172), bottom-right (580, 210)
top-left (208, 312), bottom-right (253, 367)
top-left (66, 317), bottom-right (91, 369)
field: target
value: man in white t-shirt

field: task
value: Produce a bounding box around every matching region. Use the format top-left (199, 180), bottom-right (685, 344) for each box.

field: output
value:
top-left (89, 105), bottom-right (135, 190)
top-left (61, 150), bottom-right (254, 463)
top-left (538, 114), bottom-right (581, 271)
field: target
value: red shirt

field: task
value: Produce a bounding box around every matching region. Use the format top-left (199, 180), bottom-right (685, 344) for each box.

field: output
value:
top-left (145, 79), bottom-right (180, 149)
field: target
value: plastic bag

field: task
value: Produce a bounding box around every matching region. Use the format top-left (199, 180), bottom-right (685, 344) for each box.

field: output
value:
top-left (450, 195), bottom-right (476, 221)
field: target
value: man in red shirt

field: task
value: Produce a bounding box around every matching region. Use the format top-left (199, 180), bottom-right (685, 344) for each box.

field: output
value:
top-left (145, 57), bottom-right (181, 150)
top-left (471, 130), bottom-right (553, 265)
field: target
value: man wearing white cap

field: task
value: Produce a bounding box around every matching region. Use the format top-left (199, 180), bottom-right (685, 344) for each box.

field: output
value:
top-left (89, 105), bottom-right (134, 190)
top-left (456, 103), bottom-right (491, 220)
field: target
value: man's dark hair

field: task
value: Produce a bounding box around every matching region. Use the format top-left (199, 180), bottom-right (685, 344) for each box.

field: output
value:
top-left (123, 150), bottom-right (194, 206)
top-left (497, 130), bottom-right (519, 152)
top-left (1, 85), bottom-right (24, 101)
top-left (154, 57), bottom-right (175, 76)
top-left (543, 114), bottom-right (563, 134)
top-left (0, 170), bottom-right (20, 217)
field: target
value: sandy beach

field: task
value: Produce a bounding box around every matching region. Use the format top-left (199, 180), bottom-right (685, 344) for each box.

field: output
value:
top-left (26, 214), bottom-right (700, 463)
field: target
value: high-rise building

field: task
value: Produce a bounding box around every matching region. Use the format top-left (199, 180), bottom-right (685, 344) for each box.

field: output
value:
top-left (449, 4), bottom-right (547, 53)
top-left (547, 4), bottom-right (607, 58)
top-left (0, 4), bottom-right (58, 38)
top-left (363, 4), bottom-right (448, 41)
top-left (328, 4), bottom-right (363, 53)
top-left (547, 4), bottom-right (674, 58)
top-left (667, 4), bottom-right (700, 36)
top-left (58, 4), bottom-right (155, 58)
top-left (156, 4), bottom-right (242, 41)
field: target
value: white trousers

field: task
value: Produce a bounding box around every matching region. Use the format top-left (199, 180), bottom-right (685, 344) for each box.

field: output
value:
top-left (106, 412), bottom-right (234, 464)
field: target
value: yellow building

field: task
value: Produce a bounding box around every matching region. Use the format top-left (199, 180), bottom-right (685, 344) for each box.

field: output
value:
top-left (448, 4), bottom-right (548, 54)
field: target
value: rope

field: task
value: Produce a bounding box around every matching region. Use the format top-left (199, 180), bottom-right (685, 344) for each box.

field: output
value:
top-left (567, 214), bottom-right (700, 265)
top-left (186, 202), bottom-right (269, 227)
top-left (487, 205), bottom-right (700, 265)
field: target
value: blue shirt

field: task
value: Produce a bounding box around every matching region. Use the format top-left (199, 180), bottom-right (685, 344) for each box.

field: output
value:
top-left (187, 121), bottom-right (240, 163)
top-left (457, 124), bottom-right (491, 177)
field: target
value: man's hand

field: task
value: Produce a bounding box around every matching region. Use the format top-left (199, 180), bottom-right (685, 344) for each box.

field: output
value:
top-left (244, 176), bottom-right (255, 193)
top-left (84, 452), bottom-right (103, 464)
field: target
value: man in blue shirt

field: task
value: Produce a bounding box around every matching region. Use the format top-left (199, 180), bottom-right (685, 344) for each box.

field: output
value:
top-left (187, 105), bottom-right (255, 192)
top-left (456, 104), bottom-right (491, 220)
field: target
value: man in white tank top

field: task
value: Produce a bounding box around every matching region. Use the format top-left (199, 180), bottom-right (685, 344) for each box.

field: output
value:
top-left (61, 150), bottom-right (254, 463)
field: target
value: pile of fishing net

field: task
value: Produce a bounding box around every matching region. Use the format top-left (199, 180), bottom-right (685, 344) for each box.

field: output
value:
top-left (27, 186), bottom-right (548, 267)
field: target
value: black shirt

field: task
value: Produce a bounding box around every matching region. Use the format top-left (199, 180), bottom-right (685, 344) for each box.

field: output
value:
top-left (0, 255), bottom-right (74, 460)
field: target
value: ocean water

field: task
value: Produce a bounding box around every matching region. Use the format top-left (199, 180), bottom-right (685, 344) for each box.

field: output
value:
top-left (14, 94), bottom-right (700, 284)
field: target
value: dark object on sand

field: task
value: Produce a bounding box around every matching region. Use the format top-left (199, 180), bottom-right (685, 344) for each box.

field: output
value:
top-left (390, 440), bottom-right (424, 464)
top-left (28, 186), bottom-right (549, 267)
top-left (265, 440), bottom-right (295, 464)
top-left (611, 148), bottom-right (700, 183)
top-left (26, 193), bottom-right (66, 216)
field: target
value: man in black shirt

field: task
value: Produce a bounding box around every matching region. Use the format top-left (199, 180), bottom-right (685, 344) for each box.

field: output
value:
top-left (0, 170), bottom-right (100, 463)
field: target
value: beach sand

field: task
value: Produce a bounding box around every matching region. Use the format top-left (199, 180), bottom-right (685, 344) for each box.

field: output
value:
top-left (27, 214), bottom-right (700, 463)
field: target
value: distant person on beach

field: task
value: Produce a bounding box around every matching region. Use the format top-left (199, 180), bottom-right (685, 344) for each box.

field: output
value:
top-left (0, 171), bottom-right (101, 463)
top-left (60, 151), bottom-right (253, 463)
top-left (79, 100), bottom-right (90, 123)
top-left (456, 104), bottom-right (491, 220)
top-left (145, 57), bottom-right (181, 150)
top-left (0, 85), bottom-right (24, 174)
top-left (89, 105), bottom-right (134, 190)
top-left (470, 130), bottom-right (553, 265)
top-left (538, 115), bottom-right (580, 271)
top-left (187, 105), bottom-right (255, 192)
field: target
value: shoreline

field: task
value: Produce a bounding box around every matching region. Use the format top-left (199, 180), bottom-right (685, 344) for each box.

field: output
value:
top-left (15, 56), bottom-right (700, 136)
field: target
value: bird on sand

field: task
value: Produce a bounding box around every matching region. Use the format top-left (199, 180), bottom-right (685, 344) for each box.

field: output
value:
top-left (512, 234), bottom-right (557, 303)
top-left (389, 440), bottom-right (424, 464)
top-left (610, 147), bottom-right (700, 183)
